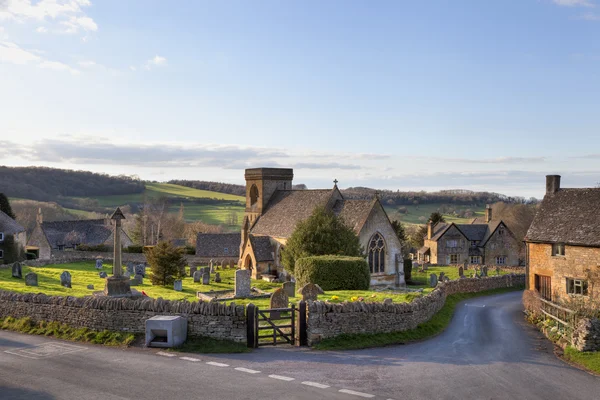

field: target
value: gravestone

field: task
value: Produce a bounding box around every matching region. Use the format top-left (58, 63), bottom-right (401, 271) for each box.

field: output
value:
top-left (134, 264), bottom-right (146, 277)
top-left (482, 266), bottom-right (488, 277)
top-left (298, 283), bottom-right (320, 301)
top-left (234, 269), bottom-right (251, 298)
top-left (132, 274), bottom-right (143, 286)
top-left (383, 298), bottom-right (393, 305)
top-left (209, 259), bottom-right (214, 269)
top-left (269, 288), bottom-right (289, 318)
top-left (189, 266), bottom-right (197, 277)
top-left (229, 260), bottom-right (234, 269)
top-left (496, 266), bottom-right (501, 276)
top-left (221, 260), bottom-right (226, 270)
top-left (209, 265), bottom-right (215, 274)
top-left (463, 259), bottom-right (468, 271)
top-left (25, 272), bottom-right (38, 287)
top-left (443, 275), bottom-right (450, 282)
top-left (458, 266), bottom-right (464, 278)
top-left (96, 259), bottom-right (104, 270)
top-left (124, 271), bottom-right (131, 279)
top-left (202, 272), bottom-right (210, 285)
top-left (439, 272), bottom-right (445, 282)
top-left (99, 271), bottom-right (107, 278)
top-left (214, 272), bottom-right (221, 283)
top-left (193, 270), bottom-right (202, 283)
top-left (12, 262), bottom-right (22, 279)
top-left (126, 262), bottom-right (134, 275)
top-left (314, 284), bottom-right (325, 294)
top-left (429, 273), bottom-right (438, 288)
top-left (174, 280), bottom-right (182, 291)
top-left (282, 281), bottom-right (295, 298)
top-left (87, 284), bottom-right (94, 290)
top-left (422, 264), bottom-right (428, 272)
top-left (60, 271), bottom-right (72, 288)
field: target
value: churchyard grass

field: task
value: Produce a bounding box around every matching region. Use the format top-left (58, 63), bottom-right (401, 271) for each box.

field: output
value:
top-left (410, 265), bottom-right (510, 286)
top-left (0, 316), bottom-right (137, 346)
top-left (563, 346), bottom-right (600, 375)
top-left (168, 336), bottom-right (250, 354)
top-left (313, 286), bottom-right (524, 351)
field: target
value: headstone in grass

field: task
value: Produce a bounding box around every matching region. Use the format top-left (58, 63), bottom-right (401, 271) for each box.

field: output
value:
top-left (209, 259), bottom-right (214, 269)
top-left (87, 284), bottom-right (94, 290)
top-left (458, 266), bottom-right (464, 278)
top-left (229, 260), bottom-right (234, 269)
top-left (124, 271), bottom-right (131, 278)
top-left (234, 269), bottom-right (251, 298)
top-left (482, 266), bottom-right (488, 277)
top-left (214, 272), bottom-right (222, 283)
top-left (221, 260), bottom-right (226, 270)
top-left (60, 271), bottom-right (72, 288)
top-left (202, 272), bottom-right (210, 285)
top-left (193, 270), bottom-right (202, 283)
top-left (190, 266), bottom-right (197, 277)
top-left (132, 274), bottom-right (143, 286)
top-left (383, 298), bottom-right (393, 305)
top-left (174, 279), bottom-right (182, 291)
top-left (11, 262), bottom-right (22, 279)
top-left (463, 259), bottom-right (468, 270)
top-left (270, 288), bottom-right (288, 309)
top-left (135, 264), bottom-right (146, 277)
top-left (429, 273), bottom-right (438, 288)
top-left (96, 259), bottom-right (104, 270)
top-left (209, 265), bottom-right (215, 274)
top-left (25, 272), bottom-right (38, 286)
top-left (496, 266), bottom-right (501, 276)
top-left (282, 281), bottom-right (295, 298)
top-left (99, 271), bottom-right (107, 278)
top-left (126, 262), bottom-right (134, 275)
top-left (298, 283), bottom-right (320, 301)
top-left (439, 271), bottom-right (445, 282)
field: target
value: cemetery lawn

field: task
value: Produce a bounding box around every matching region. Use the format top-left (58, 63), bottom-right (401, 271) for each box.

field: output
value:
top-left (409, 265), bottom-right (511, 286)
top-left (563, 347), bottom-right (600, 375)
top-left (0, 316), bottom-right (136, 346)
top-left (313, 286), bottom-right (525, 351)
top-left (1, 262), bottom-right (428, 308)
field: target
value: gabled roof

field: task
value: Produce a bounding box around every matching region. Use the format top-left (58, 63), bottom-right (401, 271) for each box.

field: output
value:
top-left (41, 219), bottom-right (114, 247)
top-left (196, 233), bottom-right (240, 257)
top-left (459, 224), bottom-right (489, 242)
top-left (250, 235), bottom-right (274, 261)
top-left (526, 188), bottom-right (600, 247)
top-left (332, 199), bottom-right (375, 234)
top-left (0, 210), bottom-right (25, 235)
top-left (250, 189), bottom-right (334, 238)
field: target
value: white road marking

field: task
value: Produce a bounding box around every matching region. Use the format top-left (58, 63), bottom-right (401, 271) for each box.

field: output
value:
top-left (5, 343), bottom-right (85, 360)
top-left (206, 361), bottom-right (229, 367)
top-left (268, 374), bottom-right (295, 381)
top-left (180, 356), bottom-right (200, 362)
top-left (338, 389), bottom-right (375, 398)
top-left (302, 381), bottom-right (330, 389)
top-left (157, 351), bottom-right (177, 357)
top-left (235, 367), bottom-right (261, 374)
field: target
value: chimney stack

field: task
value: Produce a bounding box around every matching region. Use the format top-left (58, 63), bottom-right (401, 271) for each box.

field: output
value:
top-left (546, 175), bottom-right (561, 195)
top-left (427, 221), bottom-right (433, 240)
top-left (485, 204), bottom-right (492, 223)
top-left (36, 208), bottom-right (43, 224)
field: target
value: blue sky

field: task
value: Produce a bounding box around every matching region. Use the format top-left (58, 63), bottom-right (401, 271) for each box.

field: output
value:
top-left (0, 0), bottom-right (599, 198)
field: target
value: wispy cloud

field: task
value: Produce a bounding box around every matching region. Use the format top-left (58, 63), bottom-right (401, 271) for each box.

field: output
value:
top-left (0, 41), bottom-right (79, 74)
top-left (553, 0), bottom-right (595, 7)
top-left (440, 156), bottom-right (546, 164)
top-left (35, 26), bottom-right (48, 33)
top-left (61, 15), bottom-right (97, 34)
top-left (143, 55), bottom-right (167, 70)
top-left (579, 11), bottom-right (600, 19)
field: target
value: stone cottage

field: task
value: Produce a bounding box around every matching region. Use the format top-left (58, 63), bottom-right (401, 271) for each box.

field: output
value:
top-left (26, 210), bottom-right (132, 260)
top-left (0, 210), bottom-right (26, 264)
top-left (525, 175), bottom-right (600, 302)
top-left (195, 232), bottom-right (240, 264)
top-left (238, 168), bottom-right (404, 286)
top-left (418, 205), bottom-right (520, 266)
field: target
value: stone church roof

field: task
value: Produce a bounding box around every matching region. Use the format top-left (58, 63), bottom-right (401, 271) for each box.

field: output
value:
top-left (526, 188), bottom-right (600, 247)
top-left (0, 210), bottom-right (25, 235)
top-left (196, 233), bottom-right (240, 258)
top-left (333, 199), bottom-right (375, 233)
top-left (40, 219), bottom-right (119, 248)
top-left (250, 235), bottom-right (274, 262)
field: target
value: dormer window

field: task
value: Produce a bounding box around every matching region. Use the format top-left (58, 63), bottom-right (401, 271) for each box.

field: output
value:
top-left (224, 247), bottom-right (229, 254)
top-left (552, 243), bottom-right (565, 257)
top-left (471, 241), bottom-right (478, 247)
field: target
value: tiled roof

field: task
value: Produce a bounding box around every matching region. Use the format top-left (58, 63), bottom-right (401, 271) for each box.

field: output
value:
top-left (526, 188), bottom-right (600, 247)
top-left (196, 233), bottom-right (240, 258)
top-left (0, 210), bottom-right (25, 235)
top-left (41, 219), bottom-right (113, 247)
top-left (250, 189), bottom-right (334, 238)
top-left (332, 199), bottom-right (375, 234)
top-left (250, 235), bottom-right (274, 261)
top-left (459, 224), bottom-right (489, 241)
top-left (418, 246), bottom-right (430, 254)
top-left (429, 223), bottom-right (450, 241)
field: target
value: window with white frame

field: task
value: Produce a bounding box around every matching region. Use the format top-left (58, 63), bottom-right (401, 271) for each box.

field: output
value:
top-left (566, 278), bottom-right (588, 296)
top-left (552, 243), bottom-right (565, 257)
top-left (470, 256), bottom-right (480, 264)
top-left (446, 240), bottom-right (458, 248)
top-left (495, 256), bottom-right (506, 265)
top-left (0, 232), bottom-right (4, 242)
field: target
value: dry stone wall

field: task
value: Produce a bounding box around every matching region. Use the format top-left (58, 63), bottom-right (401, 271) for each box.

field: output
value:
top-left (306, 274), bottom-right (525, 344)
top-left (0, 291), bottom-right (247, 342)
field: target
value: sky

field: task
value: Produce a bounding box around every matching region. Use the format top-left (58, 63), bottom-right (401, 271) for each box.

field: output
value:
top-left (0, 0), bottom-right (599, 198)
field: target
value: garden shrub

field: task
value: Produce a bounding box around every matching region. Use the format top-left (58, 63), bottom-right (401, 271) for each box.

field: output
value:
top-left (295, 255), bottom-right (370, 291)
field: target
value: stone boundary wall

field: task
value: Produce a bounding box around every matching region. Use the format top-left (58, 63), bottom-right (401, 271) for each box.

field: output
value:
top-left (0, 291), bottom-right (247, 342)
top-left (306, 274), bottom-right (525, 345)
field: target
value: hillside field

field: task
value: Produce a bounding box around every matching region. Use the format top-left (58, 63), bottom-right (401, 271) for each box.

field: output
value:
top-left (384, 203), bottom-right (485, 225)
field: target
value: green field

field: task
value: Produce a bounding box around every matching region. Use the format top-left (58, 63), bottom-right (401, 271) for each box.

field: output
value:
top-left (384, 203), bottom-right (485, 225)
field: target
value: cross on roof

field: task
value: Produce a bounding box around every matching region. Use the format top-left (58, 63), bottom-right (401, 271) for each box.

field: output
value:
top-left (333, 179), bottom-right (338, 186)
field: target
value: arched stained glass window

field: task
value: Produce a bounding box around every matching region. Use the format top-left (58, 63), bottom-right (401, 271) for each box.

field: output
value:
top-left (368, 233), bottom-right (386, 273)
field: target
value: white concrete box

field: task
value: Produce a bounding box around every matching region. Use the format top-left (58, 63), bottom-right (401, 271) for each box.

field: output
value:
top-left (145, 316), bottom-right (187, 348)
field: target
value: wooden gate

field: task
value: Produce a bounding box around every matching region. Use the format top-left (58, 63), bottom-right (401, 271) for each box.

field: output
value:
top-left (247, 301), bottom-right (307, 348)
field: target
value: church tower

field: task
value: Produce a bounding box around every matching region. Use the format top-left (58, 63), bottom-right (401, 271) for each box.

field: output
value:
top-left (243, 168), bottom-right (293, 225)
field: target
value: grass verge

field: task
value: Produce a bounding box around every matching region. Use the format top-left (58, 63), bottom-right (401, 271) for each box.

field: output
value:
top-left (313, 286), bottom-right (524, 351)
top-left (562, 346), bottom-right (600, 375)
top-left (0, 316), bottom-right (137, 346)
top-left (168, 336), bottom-right (250, 354)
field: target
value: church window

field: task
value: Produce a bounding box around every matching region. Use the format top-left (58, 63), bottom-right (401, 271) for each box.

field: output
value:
top-left (250, 185), bottom-right (259, 207)
top-left (368, 233), bottom-right (386, 274)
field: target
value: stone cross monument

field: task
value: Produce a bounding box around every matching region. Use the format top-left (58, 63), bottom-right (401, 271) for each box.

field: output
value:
top-left (103, 207), bottom-right (132, 297)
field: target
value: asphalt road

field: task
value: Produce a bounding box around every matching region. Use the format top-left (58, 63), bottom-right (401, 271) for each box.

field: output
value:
top-left (0, 291), bottom-right (598, 400)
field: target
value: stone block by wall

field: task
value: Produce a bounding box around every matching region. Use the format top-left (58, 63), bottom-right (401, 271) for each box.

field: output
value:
top-left (306, 274), bottom-right (525, 345)
top-left (572, 317), bottom-right (600, 352)
top-left (0, 291), bottom-right (247, 343)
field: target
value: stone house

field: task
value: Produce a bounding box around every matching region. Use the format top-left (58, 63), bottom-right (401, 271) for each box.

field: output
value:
top-left (418, 205), bottom-right (520, 266)
top-left (525, 175), bottom-right (600, 302)
top-left (238, 168), bottom-right (404, 286)
top-left (195, 232), bottom-right (240, 264)
top-left (0, 210), bottom-right (26, 263)
top-left (26, 210), bottom-right (132, 260)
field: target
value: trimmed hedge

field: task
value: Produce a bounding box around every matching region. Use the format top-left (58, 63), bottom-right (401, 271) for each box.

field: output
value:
top-left (295, 255), bottom-right (370, 291)
top-left (76, 244), bottom-right (109, 252)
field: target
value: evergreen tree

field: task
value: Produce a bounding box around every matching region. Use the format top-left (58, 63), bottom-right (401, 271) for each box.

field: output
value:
top-left (0, 193), bottom-right (15, 219)
top-left (390, 220), bottom-right (407, 242)
top-left (429, 211), bottom-right (445, 225)
top-left (146, 241), bottom-right (186, 286)
top-left (281, 207), bottom-right (362, 276)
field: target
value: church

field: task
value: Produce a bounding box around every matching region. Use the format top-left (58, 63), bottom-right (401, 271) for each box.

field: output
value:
top-left (237, 168), bottom-right (404, 286)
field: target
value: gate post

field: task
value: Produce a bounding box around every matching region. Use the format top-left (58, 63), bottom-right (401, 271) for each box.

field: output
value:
top-left (298, 300), bottom-right (308, 346)
top-left (246, 303), bottom-right (257, 348)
